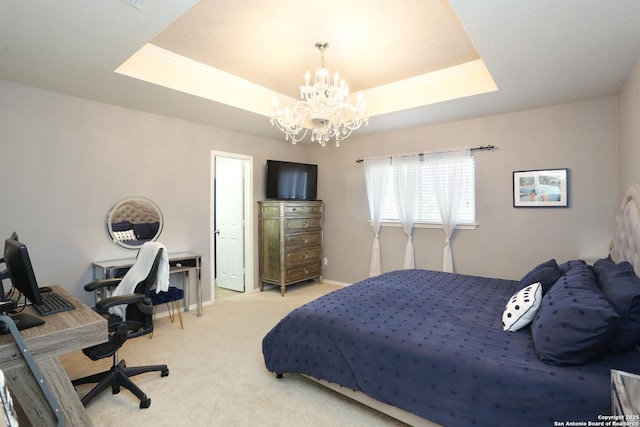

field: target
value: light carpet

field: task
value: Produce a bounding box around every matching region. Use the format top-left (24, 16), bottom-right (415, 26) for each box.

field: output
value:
top-left (60, 282), bottom-right (407, 427)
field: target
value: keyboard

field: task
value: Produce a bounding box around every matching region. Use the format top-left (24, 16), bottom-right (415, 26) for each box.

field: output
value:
top-left (33, 292), bottom-right (75, 316)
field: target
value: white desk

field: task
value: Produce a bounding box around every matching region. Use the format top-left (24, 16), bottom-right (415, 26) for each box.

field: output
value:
top-left (92, 252), bottom-right (203, 317)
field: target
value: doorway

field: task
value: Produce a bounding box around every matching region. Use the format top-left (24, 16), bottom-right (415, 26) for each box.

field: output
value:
top-left (211, 151), bottom-right (253, 301)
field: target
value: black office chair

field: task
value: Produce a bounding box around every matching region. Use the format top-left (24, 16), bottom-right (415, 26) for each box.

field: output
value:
top-left (72, 247), bottom-right (169, 409)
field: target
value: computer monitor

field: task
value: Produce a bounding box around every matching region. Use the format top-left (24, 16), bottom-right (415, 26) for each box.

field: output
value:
top-left (3, 237), bottom-right (43, 306)
top-left (1, 231), bottom-right (20, 289)
top-left (0, 236), bottom-right (46, 332)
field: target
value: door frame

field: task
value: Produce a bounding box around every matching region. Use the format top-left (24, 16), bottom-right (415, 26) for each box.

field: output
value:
top-left (210, 151), bottom-right (254, 301)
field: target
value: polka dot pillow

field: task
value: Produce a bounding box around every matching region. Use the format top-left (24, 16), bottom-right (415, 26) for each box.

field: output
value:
top-left (113, 229), bottom-right (136, 241)
top-left (502, 282), bottom-right (542, 331)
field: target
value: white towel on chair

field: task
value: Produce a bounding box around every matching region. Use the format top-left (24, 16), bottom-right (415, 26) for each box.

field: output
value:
top-left (108, 242), bottom-right (169, 320)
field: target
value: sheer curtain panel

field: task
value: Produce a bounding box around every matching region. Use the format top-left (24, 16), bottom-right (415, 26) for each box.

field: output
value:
top-left (426, 148), bottom-right (471, 272)
top-left (392, 154), bottom-right (421, 269)
top-left (364, 157), bottom-right (390, 277)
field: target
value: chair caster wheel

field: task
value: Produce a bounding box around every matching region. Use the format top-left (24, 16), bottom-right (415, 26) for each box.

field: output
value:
top-left (161, 368), bottom-right (169, 377)
top-left (140, 398), bottom-right (151, 409)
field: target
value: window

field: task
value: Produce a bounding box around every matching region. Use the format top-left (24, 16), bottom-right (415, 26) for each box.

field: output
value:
top-left (380, 156), bottom-right (475, 225)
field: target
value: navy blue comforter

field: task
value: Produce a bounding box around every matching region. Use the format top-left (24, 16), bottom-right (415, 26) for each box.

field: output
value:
top-left (262, 269), bottom-right (640, 426)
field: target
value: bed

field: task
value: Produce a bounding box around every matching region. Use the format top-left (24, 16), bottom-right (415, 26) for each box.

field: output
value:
top-left (109, 199), bottom-right (161, 246)
top-left (262, 184), bottom-right (640, 426)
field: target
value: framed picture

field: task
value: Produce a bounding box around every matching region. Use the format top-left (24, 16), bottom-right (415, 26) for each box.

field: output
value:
top-left (513, 168), bottom-right (568, 207)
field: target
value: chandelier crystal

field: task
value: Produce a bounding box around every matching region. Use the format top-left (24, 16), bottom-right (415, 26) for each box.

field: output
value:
top-left (270, 42), bottom-right (368, 147)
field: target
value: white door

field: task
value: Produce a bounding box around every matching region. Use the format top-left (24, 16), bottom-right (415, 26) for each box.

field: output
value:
top-left (214, 156), bottom-right (245, 292)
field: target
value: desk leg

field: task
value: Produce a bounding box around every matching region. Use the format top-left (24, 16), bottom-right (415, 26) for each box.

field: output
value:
top-left (181, 268), bottom-right (202, 317)
top-left (183, 270), bottom-right (190, 313)
top-left (196, 266), bottom-right (202, 317)
top-left (6, 358), bottom-right (92, 427)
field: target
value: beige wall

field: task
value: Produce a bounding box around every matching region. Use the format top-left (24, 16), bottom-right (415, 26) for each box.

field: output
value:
top-left (619, 58), bottom-right (640, 202)
top-left (0, 81), bottom-right (310, 306)
top-left (0, 77), bottom-right (628, 304)
top-left (315, 96), bottom-right (620, 283)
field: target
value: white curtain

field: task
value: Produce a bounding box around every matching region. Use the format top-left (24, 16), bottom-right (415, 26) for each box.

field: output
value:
top-left (426, 148), bottom-right (471, 273)
top-left (364, 157), bottom-right (389, 277)
top-left (392, 154), bottom-right (421, 269)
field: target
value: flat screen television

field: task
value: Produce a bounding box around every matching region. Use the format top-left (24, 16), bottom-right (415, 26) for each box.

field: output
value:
top-left (265, 160), bottom-right (318, 200)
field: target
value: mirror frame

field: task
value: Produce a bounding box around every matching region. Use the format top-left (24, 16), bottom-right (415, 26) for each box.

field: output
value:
top-left (106, 196), bottom-right (164, 249)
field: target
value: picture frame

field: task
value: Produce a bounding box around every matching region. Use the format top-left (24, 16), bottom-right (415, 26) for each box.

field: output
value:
top-left (513, 168), bottom-right (568, 207)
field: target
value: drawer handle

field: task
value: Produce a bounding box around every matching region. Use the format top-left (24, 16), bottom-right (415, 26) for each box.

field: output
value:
top-left (303, 237), bottom-right (308, 244)
top-left (303, 219), bottom-right (309, 227)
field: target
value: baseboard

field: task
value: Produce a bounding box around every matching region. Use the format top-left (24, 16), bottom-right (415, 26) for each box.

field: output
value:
top-left (321, 279), bottom-right (351, 287)
top-left (153, 301), bottom-right (212, 318)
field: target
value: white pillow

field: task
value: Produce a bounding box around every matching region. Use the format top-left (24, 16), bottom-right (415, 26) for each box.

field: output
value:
top-left (113, 229), bottom-right (137, 241)
top-left (502, 282), bottom-right (542, 332)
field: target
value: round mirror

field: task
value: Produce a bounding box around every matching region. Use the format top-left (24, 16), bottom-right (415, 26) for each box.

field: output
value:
top-left (106, 197), bottom-right (163, 249)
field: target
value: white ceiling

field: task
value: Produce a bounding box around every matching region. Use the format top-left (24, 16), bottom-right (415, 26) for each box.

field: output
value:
top-left (150, 0), bottom-right (480, 98)
top-left (1, 0), bottom-right (640, 143)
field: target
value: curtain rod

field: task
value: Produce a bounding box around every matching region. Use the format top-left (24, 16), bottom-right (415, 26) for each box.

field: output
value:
top-left (355, 145), bottom-right (496, 163)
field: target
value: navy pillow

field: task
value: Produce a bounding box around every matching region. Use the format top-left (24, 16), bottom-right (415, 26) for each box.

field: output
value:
top-left (111, 220), bottom-right (134, 232)
top-left (515, 259), bottom-right (563, 295)
top-left (598, 261), bottom-right (640, 352)
top-left (558, 259), bottom-right (587, 274)
top-left (132, 222), bottom-right (160, 240)
top-left (531, 264), bottom-right (619, 366)
top-left (593, 256), bottom-right (615, 278)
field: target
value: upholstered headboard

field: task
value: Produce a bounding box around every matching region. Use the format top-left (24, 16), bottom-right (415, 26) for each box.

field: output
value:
top-left (610, 184), bottom-right (640, 275)
top-left (111, 200), bottom-right (160, 224)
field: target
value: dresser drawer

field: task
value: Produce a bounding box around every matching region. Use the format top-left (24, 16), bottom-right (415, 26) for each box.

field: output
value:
top-left (285, 203), bottom-right (323, 216)
top-left (284, 231), bottom-right (322, 248)
top-left (285, 217), bottom-right (323, 232)
top-left (285, 260), bottom-right (323, 283)
top-left (285, 246), bottom-right (322, 266)
top-left (260, 204), bottom-right (282, 216)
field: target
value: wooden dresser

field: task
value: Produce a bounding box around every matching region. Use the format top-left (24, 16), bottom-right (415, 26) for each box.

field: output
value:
top-left (258, 200), bottom-right (324, 296)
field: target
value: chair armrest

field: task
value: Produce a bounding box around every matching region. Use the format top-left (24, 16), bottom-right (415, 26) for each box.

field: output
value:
top-left (84, 278), bottom-right (122, 292)
top-left (95, 293), bottom-right (146, 312)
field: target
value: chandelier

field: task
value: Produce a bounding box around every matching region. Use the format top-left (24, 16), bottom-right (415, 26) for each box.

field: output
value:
top-left (270, 42), bottom-right (368, 147)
